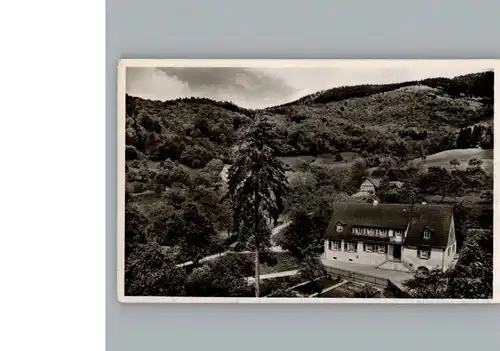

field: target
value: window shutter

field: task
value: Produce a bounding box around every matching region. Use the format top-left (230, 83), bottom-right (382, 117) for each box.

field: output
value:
top-left (363, 243), bottom-right (366, 252)
top-left (344, 242), bottom-right (347, 251)
top-left (417, 249), bottom-right (420, 258)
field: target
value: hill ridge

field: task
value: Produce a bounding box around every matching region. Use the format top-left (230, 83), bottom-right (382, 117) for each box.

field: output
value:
top-left (125, 70), bottom-right (494, 169)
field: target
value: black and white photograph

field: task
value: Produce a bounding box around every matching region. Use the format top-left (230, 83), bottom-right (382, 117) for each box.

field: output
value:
top-left (118, 60), bottom-right (496, 303)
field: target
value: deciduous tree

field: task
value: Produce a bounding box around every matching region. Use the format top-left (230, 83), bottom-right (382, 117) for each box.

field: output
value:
top-left (125, 242), bottom-right (187, 296)
top-left (449, 158), bottom-right (460, 169)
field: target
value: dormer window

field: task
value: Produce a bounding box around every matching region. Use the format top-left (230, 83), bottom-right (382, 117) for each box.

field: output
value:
top-left (336, 223), bottom-right (344, 232)
top-left (423, 229), bottom-right (431, 240)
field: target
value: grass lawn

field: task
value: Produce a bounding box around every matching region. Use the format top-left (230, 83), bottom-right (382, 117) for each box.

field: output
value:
top-left (410, 148), bottom-right (493, 175)
top-left (278, 152), bottom-right (361, 171)
top-left (425, 194), bottom-right (490, 206)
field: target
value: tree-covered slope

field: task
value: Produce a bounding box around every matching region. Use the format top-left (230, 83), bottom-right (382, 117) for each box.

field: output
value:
top-left (125, 70), bottom-right (494, 168)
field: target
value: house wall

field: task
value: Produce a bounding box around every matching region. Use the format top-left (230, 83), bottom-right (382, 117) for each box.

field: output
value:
top-left (402, 247), bottom-right (445, 271)
top-left (389, 181), bottom-right (404, 188)
top-left (324, 239), bottom-right (388, 266)
top-left (360, 180), bottom-right (375, 193)
top-left (442, 244), bottom-right (455, 271)
top-left (442, 218), bottom-right (457, 271)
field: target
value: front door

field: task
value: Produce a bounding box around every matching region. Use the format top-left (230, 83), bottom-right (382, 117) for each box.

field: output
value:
top-left (393, 245), bottom-right (402, 260)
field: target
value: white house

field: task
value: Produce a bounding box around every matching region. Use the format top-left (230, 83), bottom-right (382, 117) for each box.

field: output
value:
top-left (323, 202), bottom-right (457, 274)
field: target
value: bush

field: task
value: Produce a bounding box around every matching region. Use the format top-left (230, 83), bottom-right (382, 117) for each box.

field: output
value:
top-left (354, 286), bottom-right (379, 298)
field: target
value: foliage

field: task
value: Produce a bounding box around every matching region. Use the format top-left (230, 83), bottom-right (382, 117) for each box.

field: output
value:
top-left (456, 124), bottom-right (493, 149)
top-left (272, 71), bottom-right (493, 107)
top-left (261, 275), bottom-right (303, 297)
top-left (185, 256), bottom-right (253, 297)
top-left (259, 252), bottom-right (301, 274)
top-left (403, 229), bottom-right (493, 299)
top-left (446, 229), bottom-right (493, 298)
top-left (267, 288), bottom-right (299, 298)
top-left (451, 167), bottom-right (492, 193)
top-left (126, 71), bottom-right (493, 165)
top-left (377, 179), bottom-right (426, 204)
top-left (125, 242), bottom-right (187, 296)
top-left (278, 210), bottom-right (324, 261)
top-left (354, 286), bottom-right (380, 298)
top-left (227, 115), bottom-right (289, 297)
top-left (480, 190), bottom-right (493, 204)
top-left (124, 203), bottom-right (148, 258)
top-left (124, 70), bottom-right (494, 297)
top-left (298, 257), bottom-right (329, 295)
top-left (419, 167), bottom-right (465, 202)
top-left (283, 173), bottom-right (349, 235)
top-left (125, 94), bottom-right (252, 166)
top-left (467, 157), bottom-right (483, 168)
top-left (402, 268), bottom-right (449, 298)
top-left (449, 158), bottom-right (460, 169)
top-left (167, 202), bottom-right (223, 263)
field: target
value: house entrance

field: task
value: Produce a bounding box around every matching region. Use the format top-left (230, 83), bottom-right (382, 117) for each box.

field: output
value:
top-left (393, 245), bottom-right (402, 260)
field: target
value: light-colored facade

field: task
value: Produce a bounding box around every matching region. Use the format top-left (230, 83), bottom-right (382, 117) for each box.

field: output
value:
top-left (359, 179), bottom-right (378, 193)
top-left (401, 218), bottom-right (457, 272)
top-left (324, 203), bottom-right (457, 273)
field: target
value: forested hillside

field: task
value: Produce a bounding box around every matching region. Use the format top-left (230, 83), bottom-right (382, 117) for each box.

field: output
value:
top-left (126, 71), bottom-right (493, 168)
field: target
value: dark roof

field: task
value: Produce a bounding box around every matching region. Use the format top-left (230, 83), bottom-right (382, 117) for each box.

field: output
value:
top-left (369, 168), bottom-right (411, 182)
top-left (325, 202), bottom-right (454, 248)
top-left (361, 177), bottom-right (381, 188)
top-left (370, 169), bottom-right (387, 178)
top-left (387, 169), bottom-right (411, 182)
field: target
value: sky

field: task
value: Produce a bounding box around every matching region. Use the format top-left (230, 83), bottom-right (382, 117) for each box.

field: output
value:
top-left (126, 65), bottom-right (490, 109)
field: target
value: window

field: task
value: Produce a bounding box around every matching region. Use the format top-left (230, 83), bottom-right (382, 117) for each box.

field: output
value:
top-left (353, 227), bottom-right (389, 237)
top-left (336, 223), bottom-right (344, 232)
top-left (329, 240), bottom-right (341, 251)
top-left (364, 244), bottom-right (386, 253)
top-left (423, 230), bottom-right (431, 240)
top-left (447, 247), bottom-right (451, 256)
top-left (418, 249), bottom-right (431, 259)
top-left (345, 242), bottom-right (357, 253)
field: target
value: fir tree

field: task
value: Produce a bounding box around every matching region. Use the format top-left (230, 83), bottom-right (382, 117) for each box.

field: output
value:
top-left (227, 115), bottom-right (289, 297)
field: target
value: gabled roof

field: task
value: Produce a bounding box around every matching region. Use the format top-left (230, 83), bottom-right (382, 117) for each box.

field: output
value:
top-left (370, 169), bottom-right (387, 178)
top-left (404, 206), bottom-right (453, 248)
top-left (361, 177), bottom-right (381, 188)
top-left (325, 202), bottom-right (454, 248)
top-left (369, 168), bottom-right (411, 182)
